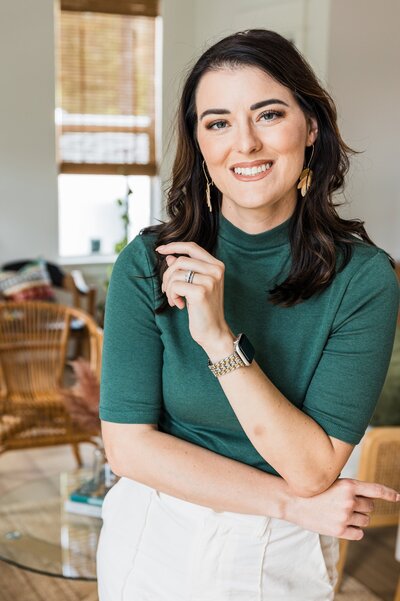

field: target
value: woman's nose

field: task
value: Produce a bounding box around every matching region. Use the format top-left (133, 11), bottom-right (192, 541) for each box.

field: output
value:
top-left (234, 122), bottom-right (262, 154)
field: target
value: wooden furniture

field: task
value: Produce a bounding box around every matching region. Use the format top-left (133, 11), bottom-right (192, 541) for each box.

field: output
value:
top-left (63, 270), bottom-right (97, 318)
top-left (335, 427), bottom-right (400, 593)
top-left (0, 302), bottom-right (102, 466)
top-left (1, 260), bottom-right (97, 318)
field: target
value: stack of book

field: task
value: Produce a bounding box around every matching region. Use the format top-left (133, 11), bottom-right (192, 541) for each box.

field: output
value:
top-left (64, 465), bottom-right (117, 519)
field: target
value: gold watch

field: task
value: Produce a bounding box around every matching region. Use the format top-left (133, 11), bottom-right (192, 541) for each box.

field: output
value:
top-left (208, 333), bottom-right (255, 378)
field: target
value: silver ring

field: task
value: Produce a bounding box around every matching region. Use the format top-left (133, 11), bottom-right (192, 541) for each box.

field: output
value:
top-left (185, 270), bottom-right (195, 284)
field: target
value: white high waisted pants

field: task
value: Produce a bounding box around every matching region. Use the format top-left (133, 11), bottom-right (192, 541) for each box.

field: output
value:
top-left (97, 477), bottom-right (338, 601)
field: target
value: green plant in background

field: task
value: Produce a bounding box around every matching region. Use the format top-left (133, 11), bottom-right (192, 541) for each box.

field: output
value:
top-left (114, 179), bottom-right (133, 254)
top-left (97, 178), bottom-right (134, 326)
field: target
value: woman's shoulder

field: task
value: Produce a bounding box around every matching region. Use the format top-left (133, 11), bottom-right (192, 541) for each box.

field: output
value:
top-left (339, 238), bottom-right (395, 278)
top-left (335, 238), bottom-right (398, 301)
top-left (115, 226), bottom-right (159, 273)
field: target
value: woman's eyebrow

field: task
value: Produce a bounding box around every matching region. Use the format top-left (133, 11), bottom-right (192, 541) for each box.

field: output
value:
top-left (250, 98), bottom-right (289, 110)
top-left (199, 108), bottom-right (230, 121)
top-left (199, 98), bottom-right (289, 121)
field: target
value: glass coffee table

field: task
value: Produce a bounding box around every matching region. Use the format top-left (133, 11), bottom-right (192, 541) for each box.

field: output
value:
top-left (0, 471), bottom-right (102, 580)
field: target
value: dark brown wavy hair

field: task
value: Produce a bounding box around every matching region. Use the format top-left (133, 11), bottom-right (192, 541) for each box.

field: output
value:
top-left (143, 29), bottom-right (388, 311)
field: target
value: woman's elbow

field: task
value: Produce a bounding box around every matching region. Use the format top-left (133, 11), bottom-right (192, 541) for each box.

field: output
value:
top-left (101, 420), bottom-right (158, 478)
top-left (287, 474), bottom-right (337, 498)
top-left (100, 421), bottom-right (131, 476)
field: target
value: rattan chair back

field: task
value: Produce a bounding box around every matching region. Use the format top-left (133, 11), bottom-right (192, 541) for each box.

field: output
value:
top-left (357, 427), bottom-right (400, 527)
top-left (0, 301), bottom-right (102, 464)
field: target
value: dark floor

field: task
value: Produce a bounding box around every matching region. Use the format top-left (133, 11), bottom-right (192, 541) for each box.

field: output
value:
top-left (346, 525), bottom-right (399, 601)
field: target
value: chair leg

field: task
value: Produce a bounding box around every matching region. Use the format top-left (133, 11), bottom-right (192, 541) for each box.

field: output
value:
top-left (335, 538), bottom-right (349, 593)
top-left (395, 574), bottom-right (400, 601)
top-left (71, 442), bottom-right (83, 467)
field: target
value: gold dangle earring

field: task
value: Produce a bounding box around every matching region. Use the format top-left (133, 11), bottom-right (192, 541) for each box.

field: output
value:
top-left (297, 144), bottom-right (315, 197)
top-left (202, 160), bottom-right (213, 212)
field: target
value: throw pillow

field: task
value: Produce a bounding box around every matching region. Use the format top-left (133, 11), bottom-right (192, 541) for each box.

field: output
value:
top-left (0, 261), bottom-right (55, 301)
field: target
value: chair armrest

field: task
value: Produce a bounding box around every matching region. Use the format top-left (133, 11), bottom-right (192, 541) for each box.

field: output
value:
top-left (63, 271), bottom-right (97, 318)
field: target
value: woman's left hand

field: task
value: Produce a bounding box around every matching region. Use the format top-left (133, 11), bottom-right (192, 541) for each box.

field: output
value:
top-left (156, 241), bottom-right (232, 350)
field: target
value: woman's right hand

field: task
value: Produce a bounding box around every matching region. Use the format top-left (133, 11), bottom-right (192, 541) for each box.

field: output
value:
top-left (286, 478), bottom-right (400, 540)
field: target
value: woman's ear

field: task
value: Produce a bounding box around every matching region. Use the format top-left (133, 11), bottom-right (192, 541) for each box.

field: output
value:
top-left (307, 116), bottom-right (318, 146)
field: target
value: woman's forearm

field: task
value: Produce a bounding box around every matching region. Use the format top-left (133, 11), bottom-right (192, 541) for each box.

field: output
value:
top-left (103, 421), bottom-right (400, 540)
top-left (103, 422), bottom-right (292, 518)
top-left (204, 332), bottom-right (345, 496)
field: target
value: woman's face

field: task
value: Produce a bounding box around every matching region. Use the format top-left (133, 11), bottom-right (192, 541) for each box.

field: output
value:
top-left (196, 66), bottom-right (318, 231)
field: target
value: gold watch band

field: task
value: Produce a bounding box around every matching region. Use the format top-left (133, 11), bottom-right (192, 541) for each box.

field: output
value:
top-left (208, 351), bottom-right (245, 378)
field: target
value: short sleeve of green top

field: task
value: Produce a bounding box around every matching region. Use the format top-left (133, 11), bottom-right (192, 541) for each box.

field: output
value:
top-left (100, 215), bottom-right (399, 476)
top-left (100, 235), bottom-right (163, 424)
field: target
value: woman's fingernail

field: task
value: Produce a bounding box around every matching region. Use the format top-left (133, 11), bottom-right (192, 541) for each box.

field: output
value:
top-left (396, 493), bottom-right (400, 502)
top-left (156, 245), bottom-right (165, 251)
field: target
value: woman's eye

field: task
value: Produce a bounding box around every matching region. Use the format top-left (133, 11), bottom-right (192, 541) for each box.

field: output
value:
top-left (207, 120), bottom-right (227, 130)
top-left (259, 110), bottom-right (283, 122)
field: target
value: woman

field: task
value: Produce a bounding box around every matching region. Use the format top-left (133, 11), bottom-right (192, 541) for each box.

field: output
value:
top-left (97, 30), bottom-right (399, 600)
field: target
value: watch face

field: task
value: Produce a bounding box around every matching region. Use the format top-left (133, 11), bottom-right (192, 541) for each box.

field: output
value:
top-left (237, 333), bottom-right (255, 365)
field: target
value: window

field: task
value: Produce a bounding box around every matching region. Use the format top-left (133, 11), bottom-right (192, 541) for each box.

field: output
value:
top-left (58, 174), bottom-right (151, 258)
top-left (55, 0), bottom-right (160, 258)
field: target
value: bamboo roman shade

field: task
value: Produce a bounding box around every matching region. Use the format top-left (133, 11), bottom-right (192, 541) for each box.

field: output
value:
top-left (56, 0), bottom-right (158, 175)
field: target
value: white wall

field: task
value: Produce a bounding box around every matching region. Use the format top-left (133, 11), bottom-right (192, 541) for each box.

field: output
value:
top-left (194, 0), bottom-right (332, 81)
top-left (158, 0), bottom-right (196, 222)
top-left (327, 0), bottom-right (400, 258)
top-left (0, 0), bottom-right (59, 265)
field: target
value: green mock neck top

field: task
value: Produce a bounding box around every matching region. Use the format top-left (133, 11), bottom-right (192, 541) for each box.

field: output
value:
top-left (100, 213), bottom-right (398, 476)
top-left (218, 212), bottom-right (291, 251)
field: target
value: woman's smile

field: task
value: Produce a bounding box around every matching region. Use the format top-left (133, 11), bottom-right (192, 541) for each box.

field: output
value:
top-left (230, 159), bottom-right (274, 181)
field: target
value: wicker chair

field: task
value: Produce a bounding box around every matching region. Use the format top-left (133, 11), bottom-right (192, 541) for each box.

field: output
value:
top-left (0, 301), bottom-right (102, 466)
top-left (1, 260), bottom-right (99, 358)
top-left (335, 427), bottom-right (400, 593)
